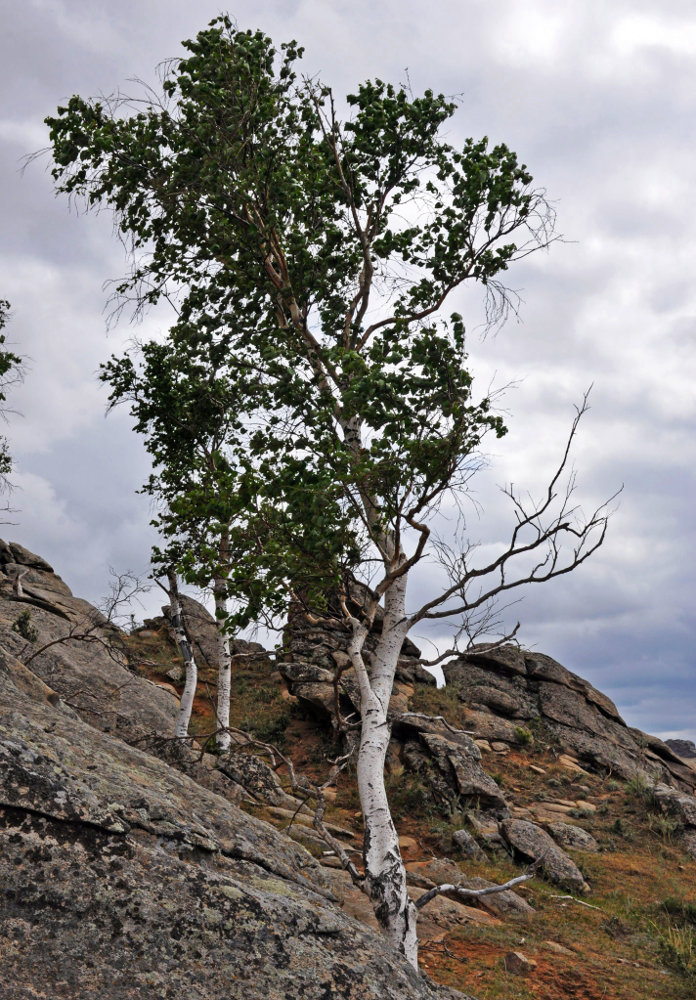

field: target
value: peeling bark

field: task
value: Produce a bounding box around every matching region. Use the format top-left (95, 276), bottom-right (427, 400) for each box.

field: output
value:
top-left (353, 567), bottom-right (419, 968)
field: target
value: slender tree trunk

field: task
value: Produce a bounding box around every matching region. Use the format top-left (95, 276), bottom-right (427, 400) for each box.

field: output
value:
top-left (213, 531), bottom-right (232, 752)
top-left (213, 579), bottom-right (232, 752)
top-left (342, 413), bottom-right (420, 966)
top-left (168, 568), bottom-right (198, 739)
top-left (353, 570), bottom-right (419, 968)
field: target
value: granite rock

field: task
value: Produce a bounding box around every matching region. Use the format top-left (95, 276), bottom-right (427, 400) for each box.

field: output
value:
top-left (0, 642), bottom-right (468, 1000)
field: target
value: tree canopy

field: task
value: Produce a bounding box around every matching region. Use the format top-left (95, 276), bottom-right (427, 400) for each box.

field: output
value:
top-left (47, 17), bottom-right (567, 619)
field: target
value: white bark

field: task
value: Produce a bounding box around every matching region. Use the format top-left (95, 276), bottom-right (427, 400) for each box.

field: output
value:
top-left (168, 568), bottom-right (198, 740)
top-left (214, 578), bottom-right (232, 752)
top-left (13, 568), bottom-right (28, 598)
top-left (352, 567), bottom-right (419, 968)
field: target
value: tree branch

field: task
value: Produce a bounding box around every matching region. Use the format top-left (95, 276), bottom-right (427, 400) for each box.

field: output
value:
top-left (414, 864), bottom-right (538, 911)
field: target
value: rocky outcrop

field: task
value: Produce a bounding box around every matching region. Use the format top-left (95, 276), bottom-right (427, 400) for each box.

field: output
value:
top-left (0, 540), bottom-right (178, 743)
top-left (666, 738), bottom-right (696, 760)
top-left (0, 641), bottom-right (467, 1000)
top-left (397, 714), bottom-right (509, 817)
top-left (279, 582), bottom-right (434, 725)
top-left (545, 822), bottom-right (600, 853)
top-left (499, 818), bottom-right (590, 894)
top-left (444, 647), bottom-right (696, 793)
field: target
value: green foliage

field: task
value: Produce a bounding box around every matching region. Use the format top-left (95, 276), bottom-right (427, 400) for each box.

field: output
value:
top-left (653, 922), bottom-right (696, 983)
top-left (12, 609), bottom-right (38, 643)
top-left (625, 771), bottom-right (658, 806)
top-left (47, 15), bottom-right (555, 630)
top-left (661, 898), bottom-right (696, 927)
top-left (513, 725), bottom-right (533, 747)
top-left (647, 813), bottom-right (681, 844)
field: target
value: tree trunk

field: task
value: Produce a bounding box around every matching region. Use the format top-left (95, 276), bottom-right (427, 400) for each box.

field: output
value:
top-left (168, 569), bottom-right (198, 740)
top-left (354, 570), bottom-right (419, 968)
top-left (213, 578), bottom-right (232, 752)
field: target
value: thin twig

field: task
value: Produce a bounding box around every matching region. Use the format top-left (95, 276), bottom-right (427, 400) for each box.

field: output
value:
top-left (550, 895), bottom-right (604, 911)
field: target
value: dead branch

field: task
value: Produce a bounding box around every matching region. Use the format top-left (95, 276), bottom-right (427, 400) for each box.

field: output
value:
top-left (411, 392), bottom-right (621, 629)
top-left (414, 862), bottom-right (539, 911)
top-left (550, 894), bottom-right (604, 911)
top-left (396, 712), bottom-right (477, 736)
top-left (418, 625), bottom-right (521, 668)
top-left (17, 569), bottom-right (150, 668)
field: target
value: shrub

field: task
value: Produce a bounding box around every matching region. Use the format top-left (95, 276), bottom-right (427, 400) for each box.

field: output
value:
top-left (648, 813), bottom-right (681, 844)
top-left (514, 726), bottom-right (533, 747)
top-left (661, 898), bottom-right (696, 926)
top-left (611, 817), bottom-right (634, 841)
top-left (12, 609), bottom-right (38, 643)
top-left (654, 922), bottom-right (696, 982)
top-left (625, 771), bottom-right (657, 806)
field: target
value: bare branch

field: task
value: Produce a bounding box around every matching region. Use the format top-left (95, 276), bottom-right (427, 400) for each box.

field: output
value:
top-left (411, 392), bottom-right (621, 627)
top-left (415, 864), bottom-right (538, 911)
top-left (550, 894), bottom-right (604, 912)
top-left (418, 624), bottom-right (520, 668)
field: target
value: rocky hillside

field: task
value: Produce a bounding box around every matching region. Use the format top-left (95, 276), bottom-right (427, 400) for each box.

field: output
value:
top-left (1, 541), bottom-right (696, 1000)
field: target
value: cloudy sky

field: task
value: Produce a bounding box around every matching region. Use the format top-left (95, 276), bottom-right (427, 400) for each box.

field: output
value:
top-left (1, 0), bottom-right (694, 742)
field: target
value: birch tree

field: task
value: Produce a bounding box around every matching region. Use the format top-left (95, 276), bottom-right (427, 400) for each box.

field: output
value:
top-left (101, 338), bottom-right (288, 747)
top-left (46, 18), bottom-right (614, 969)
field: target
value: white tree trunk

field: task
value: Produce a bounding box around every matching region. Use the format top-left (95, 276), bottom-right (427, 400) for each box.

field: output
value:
top-left (168, 568), bottom-right (198, 740)
top-left (214, 578), bottom-right (232, 752)
top-left (352, 570), bottom-right (419, 968)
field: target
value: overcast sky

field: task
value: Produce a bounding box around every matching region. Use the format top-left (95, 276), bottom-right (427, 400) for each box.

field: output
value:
top-left (1, 0), bottom-right (694, 743)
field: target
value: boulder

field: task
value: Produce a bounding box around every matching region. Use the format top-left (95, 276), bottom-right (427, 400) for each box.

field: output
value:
top-left (682, 830), bottom-right (696, 862)
top-left (653, 784), bottom-right (696, 827)
top-left (546, 822), bottom-right (600, 853)
top-left (420, 731), bottom-right (508, 812)
top-left (666, 738), bottom-right (696, 760)
top-left (504, 951), bottom-right (537, 976)
top-left (444, 647), bottom-right (696, 794)
top-left (452, 828), bottom-right (487, 861)
top-left (0, 639), bottom-right (468, 1000)
top-left (0, 541), bottom-right (178, 743)
top-left (499, 818), bottom-right (590, 893)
